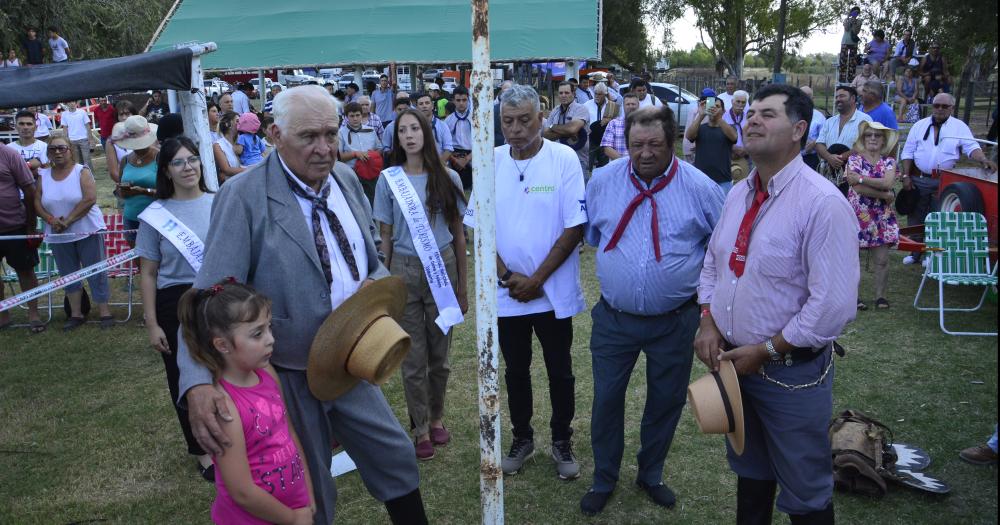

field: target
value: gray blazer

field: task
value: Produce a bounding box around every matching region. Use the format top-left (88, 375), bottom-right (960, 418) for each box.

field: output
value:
top-left (177, 152), bottom-right (389, 393)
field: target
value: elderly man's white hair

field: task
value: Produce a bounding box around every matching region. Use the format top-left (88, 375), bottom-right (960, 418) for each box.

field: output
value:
top-left (272, 84), bottom-right (341, 129)
top-left (356, 95), bottom-right (371, 105)
top-left (593, 82), bottom-right (609, 95)
top-left (932, 92), bottom-right (956, 105)
top-left (500, 84), bottom-right (540, 115)
top-left (733, 89), bottom-right (750, 100)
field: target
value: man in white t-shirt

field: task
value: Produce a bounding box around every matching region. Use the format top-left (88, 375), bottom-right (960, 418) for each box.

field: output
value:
top-left (631, 79), bottom-right (662, 108)
top-left (464, 84), bottom-right (587, 482)
top-left (11, 110), bottom-right (48, 177)
top-left (717, 75), bottom-right (739, 109)
top-left (33, 107), bottom-right (53, 139)
top-left (59, 101), bottom-right (94, 171)
top-left (46, 27), bottom-right (70, 63)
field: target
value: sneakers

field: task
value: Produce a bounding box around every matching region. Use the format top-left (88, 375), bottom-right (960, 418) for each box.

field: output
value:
top-left (501, 438), bottom-right (535, 474)
top-left (635, 479), bottom-right (677, 508)
top-left (902, 255), bottom-right (918, 265)
top-left (959, 444), bottom-right (998, 465)
top-left (580, 489), bottom-right (613, 516)
top-left (551, 440), bottom-right (581, 480)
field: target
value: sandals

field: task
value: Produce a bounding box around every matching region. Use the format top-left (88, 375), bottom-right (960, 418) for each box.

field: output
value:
top-left (100, 316), bottom-right (115, 330)
top-left (875, 298), bottom-right (890, 309)
top-left (63, 316), bottom-right (86, 332)
top-left (857, 301), bottom-right (868, 311)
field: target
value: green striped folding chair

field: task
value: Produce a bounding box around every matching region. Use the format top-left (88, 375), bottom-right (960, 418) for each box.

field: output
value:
top-left (913, 212), bottom-right (998, 336)
top-left (1, 219), bottom-right (58, 325)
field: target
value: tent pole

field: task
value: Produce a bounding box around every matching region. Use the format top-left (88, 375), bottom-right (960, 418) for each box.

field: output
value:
top-left (471, 0), bottom-right (503, 523)
top-left (258, 69), bottom-right (266, 112)
top-left (178, 54), bottom-right (218, 191)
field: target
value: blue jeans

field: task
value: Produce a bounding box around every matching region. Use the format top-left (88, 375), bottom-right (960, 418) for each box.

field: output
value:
top-left (589, 297), bottom-right (698, 492)
top-left (50, 234), bottom-right (110, 303)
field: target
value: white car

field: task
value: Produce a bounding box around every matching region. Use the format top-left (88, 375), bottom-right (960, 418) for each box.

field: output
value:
top-left (441, 78), bottom-right (458, 94)
top-left (618, 81), bottom-right (699, 131)
top-left (204, 79), bottom-right (232, 97)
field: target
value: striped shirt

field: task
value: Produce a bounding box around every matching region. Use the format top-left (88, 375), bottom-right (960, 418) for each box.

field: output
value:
top-left (587, 157), bottom-right (725, 315)
top-left (698, 155), bottom-right (859, 348)
top-left (600, 116), bottom-right (627, 156)
top-left (365, 113), bottom-right (385, 142)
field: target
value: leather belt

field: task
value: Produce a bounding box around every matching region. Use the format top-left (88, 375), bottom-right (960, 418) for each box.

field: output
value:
top-left (599, 295), bottom-right (697, 318)
top-left (916, 170), bottom-right (939, 179)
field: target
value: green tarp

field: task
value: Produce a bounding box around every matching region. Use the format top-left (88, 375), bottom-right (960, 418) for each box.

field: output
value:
top-left (149, 0), bottom-right (601, 70)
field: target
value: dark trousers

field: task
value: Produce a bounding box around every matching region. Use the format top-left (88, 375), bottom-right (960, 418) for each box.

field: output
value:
top-left (156, 283), bottom-right (205, 456)
top-left (498, 311), bottom-right (575, 442)
top-left (907, 177), bottom-right (939, 257)
top-left (589, 298), bottom-right (698, 492)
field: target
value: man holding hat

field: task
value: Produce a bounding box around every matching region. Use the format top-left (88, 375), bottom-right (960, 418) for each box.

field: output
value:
top-left (696, 84), bottom-right (859, 525)
top-left (177, 85), bottom-right (427, 524)
top-left (581, 105), bottom-right (724, 516)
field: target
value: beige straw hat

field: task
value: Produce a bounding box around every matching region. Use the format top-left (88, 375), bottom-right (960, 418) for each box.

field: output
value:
top-left (687, 359), bottom-right (745, 455)
top-left (110, 115), bottom-right (158, 150)
top-left (307, 276), bottom-right (411, 401)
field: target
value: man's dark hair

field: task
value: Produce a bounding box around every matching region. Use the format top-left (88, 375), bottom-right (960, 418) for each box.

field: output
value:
top-left (624, 106), bottom-right (677, 150)
top-left (114, 100), bottom-right (137, 115)
top-left (415, 92), bottom-right (433, 104)
top-left (622, 93), bottom-right (639, 102)
top-left (452, 86), bottom-right (469, 97)
top-left (557, 80), bottom-right (573, 91)
top-left (238, 83), bottom-right (253, 92)
top-left (568, 78), bottom-right (579, 85)
top-left (434, 77), bottom-right (445, 87)
top-left (394, 97), bottom-right (411, 108)
top-left (15, 110), bottom-right (35, 121)
top-left (873, 29), bottom-right (885, 39)
top-left (333, 89), bottom-right (346, 101)
top-left (324, 82), bottom-right (335, 88)
top-left (379, 74), bottom-right (388, 80)
top-left (836, 84), bottom-right (858, 100)
top-left (344, 102), bottom-right (362, 115)
top-left (47, 26), bottom-right (58, 33)
top-left (346, 82), bottom-right (359, 91)
top-left (631, 78), bottom-right (649, 90)
top-left (752, 84), bottom-right (814, 149)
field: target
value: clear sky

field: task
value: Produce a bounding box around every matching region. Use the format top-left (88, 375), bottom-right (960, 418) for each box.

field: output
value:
top-left (662, 8), bottom-right (842, 56)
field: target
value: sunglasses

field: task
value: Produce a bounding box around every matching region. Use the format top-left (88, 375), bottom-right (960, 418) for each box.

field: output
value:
top-left (168, 156), bottom-right (201, 169)
top-left (932, 104), bottom-right (953, 109)
top-left (47, 145), bottom-right (69, 152)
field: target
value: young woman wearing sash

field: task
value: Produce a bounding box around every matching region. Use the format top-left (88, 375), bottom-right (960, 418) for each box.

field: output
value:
top-left (374, 108), bottom-right (468, 461)
top-left (135, 137), bottom-right (216, 480)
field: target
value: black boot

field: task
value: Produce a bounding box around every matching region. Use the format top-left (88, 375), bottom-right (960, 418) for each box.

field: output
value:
top-left (384, 488), bottom-right (429, 525)
top-left (789, 503), bottom-right (834, 525)
top-left (736, 476), bottom-right (777, 525)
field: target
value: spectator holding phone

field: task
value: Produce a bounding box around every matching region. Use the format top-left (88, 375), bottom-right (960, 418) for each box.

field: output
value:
top-left (685, 89), bottom-right (738, 193)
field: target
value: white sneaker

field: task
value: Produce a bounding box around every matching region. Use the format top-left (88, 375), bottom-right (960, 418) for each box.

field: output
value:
top-left (902, 255), bottom-right (917, 265)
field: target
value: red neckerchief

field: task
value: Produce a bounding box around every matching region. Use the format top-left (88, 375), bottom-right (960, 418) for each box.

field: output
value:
top-left (603, 156), bottom-right (679, 262)
top-left (728, 175), bottom-right (770, 277)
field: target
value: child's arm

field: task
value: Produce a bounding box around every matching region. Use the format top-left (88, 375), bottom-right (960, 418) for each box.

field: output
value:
top-left (215, 392), bottom-right (311, 525)
top-left (263, 366), bottom-right (316, 514)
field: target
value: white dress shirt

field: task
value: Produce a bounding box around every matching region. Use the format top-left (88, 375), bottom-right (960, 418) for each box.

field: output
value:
top-left (901, 116), bottom-right (981, 175)
top-left (279, 155), bottom-right (368, 311)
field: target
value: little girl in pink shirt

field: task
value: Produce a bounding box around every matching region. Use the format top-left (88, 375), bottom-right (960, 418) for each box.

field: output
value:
top-left (180, 278), bottom-right (314, 525)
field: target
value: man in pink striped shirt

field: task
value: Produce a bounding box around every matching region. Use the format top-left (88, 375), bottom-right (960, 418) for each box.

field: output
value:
top-left (696, 84), bottom-right (859, 525)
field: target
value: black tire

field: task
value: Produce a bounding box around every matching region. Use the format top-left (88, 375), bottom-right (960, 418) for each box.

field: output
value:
top-left (938, 182), bottom-right (985, 214)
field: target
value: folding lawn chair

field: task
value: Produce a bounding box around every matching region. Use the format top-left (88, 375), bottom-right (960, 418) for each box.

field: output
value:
top-left (913, 212), bottom-right (998, 336)
top-left (1, 219), bottom-right (58, 325)
top-left (103, 212), bottom-right (140, 322)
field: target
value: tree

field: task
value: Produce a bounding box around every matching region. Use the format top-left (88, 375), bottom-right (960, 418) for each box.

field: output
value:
top-left (1, 0), bottom-right (175, 62)
top-left (601, 0), bottom-right (666, 71)
top-left (652, 0), bottom-right (842, 77)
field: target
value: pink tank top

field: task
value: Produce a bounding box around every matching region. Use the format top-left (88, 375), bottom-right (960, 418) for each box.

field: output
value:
top-left (212, 369), bottom-right (310, 524)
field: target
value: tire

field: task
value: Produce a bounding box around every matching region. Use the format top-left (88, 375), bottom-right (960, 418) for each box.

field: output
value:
top-left (938, 182), bottom-right (985, 214)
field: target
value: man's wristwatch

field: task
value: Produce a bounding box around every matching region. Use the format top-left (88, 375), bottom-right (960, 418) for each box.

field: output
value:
top-left (764, 338), bottom-right (781, 361)
top-left (498, 269), bottom-right (512, 287)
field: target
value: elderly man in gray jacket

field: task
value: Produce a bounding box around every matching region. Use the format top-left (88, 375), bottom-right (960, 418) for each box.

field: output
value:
top-left (177, 85), bottom-right (426, 524)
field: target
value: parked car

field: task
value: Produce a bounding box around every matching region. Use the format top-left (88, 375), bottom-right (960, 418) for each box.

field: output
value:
top-left (441, 78), bottom-right (459, 94)
top-left (204, 79), bottom-right (232, 97)
top-left (422, 68), bottom-right (445, 81)
top-left (618, 81), bottom-right (699, 131)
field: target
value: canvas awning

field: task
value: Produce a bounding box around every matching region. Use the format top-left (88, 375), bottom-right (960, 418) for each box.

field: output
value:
top-left (0, 48), bottom-right (193, 109)
top-left (148, 0), bottom-right (601, 70)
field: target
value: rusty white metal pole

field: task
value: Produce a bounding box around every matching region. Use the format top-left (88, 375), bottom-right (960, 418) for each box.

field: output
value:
top-left (470, 0), bottom-right (503, 523)
top-left (177, 42), bottom-right (219, 191)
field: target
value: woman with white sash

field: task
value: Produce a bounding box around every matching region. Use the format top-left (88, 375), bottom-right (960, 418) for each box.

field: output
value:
top-left (374, 108), bottom-right (468, 461)
top-left (135, 137), bottom-right (215, 481)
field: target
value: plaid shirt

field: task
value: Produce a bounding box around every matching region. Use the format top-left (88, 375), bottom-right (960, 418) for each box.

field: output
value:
top-left (365, 113), bottom-right (385, 142)
top-left (600, 116), bottom-right (627, 156)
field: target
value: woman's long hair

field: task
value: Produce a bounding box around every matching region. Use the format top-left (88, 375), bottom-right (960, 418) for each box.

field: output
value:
top-left (388, 109), bottom-right (466, 224)
top-left (219, 111), bottom-right (239, 139)
top-left (156, 136), bottom-right (211, 199)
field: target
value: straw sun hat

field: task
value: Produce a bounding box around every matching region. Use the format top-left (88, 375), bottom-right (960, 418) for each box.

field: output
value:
top-left (687, 359), bottom-right (745, 455)
top-left (307, 276), bottom-right (411, 401)
top-left (111, 115), bottom-right (158, 150)
top-left (852, 120), bottom-right (898, 156)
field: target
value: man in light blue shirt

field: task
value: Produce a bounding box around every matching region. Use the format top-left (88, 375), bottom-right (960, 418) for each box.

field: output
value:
top-left (816, 85), bottom-right (872, 172)
top-left (371, 75), bottom-right (396, 126)
top-left (580, 105), bottom-right (724, 517)
top-left (860, 80), bottom-right (898, 130)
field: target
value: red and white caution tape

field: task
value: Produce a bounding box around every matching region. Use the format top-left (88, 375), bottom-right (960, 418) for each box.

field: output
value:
top-left (0, 229), bottom-right (137, 241)
top-left (0, 249), bottom-right (138, 312)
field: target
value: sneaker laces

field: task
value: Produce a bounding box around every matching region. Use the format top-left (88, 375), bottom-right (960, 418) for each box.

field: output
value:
top-left (508, 438), bottom-right (531, 458)
top-left (553, 440), bottom-right (575, 462)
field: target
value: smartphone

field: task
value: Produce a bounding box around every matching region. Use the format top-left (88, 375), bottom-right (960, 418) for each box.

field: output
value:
top-left (706, 97), bottom-right (716, 109)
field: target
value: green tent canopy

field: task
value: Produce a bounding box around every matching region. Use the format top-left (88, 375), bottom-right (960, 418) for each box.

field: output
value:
top-left (149, 0), bottom-right (601, 70)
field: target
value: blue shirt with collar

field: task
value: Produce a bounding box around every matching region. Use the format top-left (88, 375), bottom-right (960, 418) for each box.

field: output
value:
top-left (586, 156), bottom-right (725, 315)
top-left (863, 102), bottom-right (899, 130)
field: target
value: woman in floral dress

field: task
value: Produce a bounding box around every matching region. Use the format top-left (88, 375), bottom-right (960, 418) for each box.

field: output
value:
top-left (845, 121), bottom-right (899, 310)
